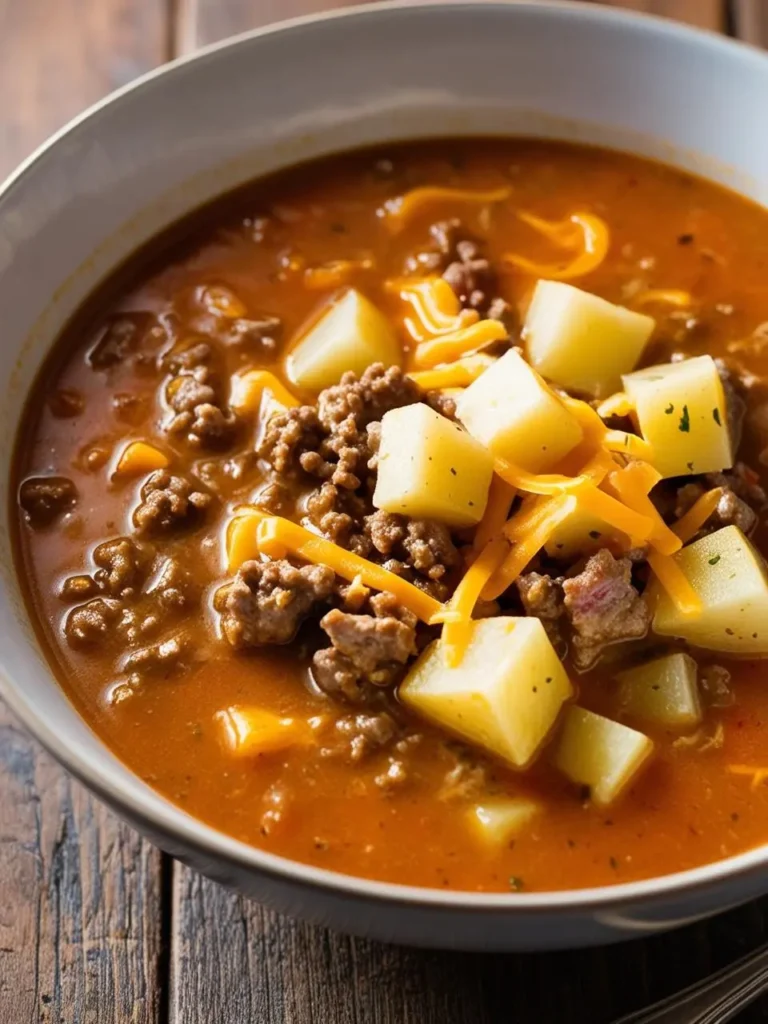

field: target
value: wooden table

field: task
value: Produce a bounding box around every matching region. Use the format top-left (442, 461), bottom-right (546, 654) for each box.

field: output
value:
top-left (1, 1), bottom-right (767, 1020)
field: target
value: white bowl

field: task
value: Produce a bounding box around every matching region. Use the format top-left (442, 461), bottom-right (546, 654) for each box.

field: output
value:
top-left (2, 0), bottom-right (768, 951)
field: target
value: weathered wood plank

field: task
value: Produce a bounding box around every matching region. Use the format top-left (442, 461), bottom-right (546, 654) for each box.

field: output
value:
top-left (0, 1), bottom-right (168, 1021)
top-left (732, 0), bottom-right (768, 46)
top-left (180, 0), bottom-right (725, 50)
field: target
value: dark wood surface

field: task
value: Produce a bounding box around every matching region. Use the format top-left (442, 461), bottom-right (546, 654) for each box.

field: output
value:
top-left (1, 2), bottom-right (766, 1021)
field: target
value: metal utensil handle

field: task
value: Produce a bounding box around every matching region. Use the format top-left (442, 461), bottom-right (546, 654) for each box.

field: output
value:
top-left (613, 941), bottom-right (768, 1024)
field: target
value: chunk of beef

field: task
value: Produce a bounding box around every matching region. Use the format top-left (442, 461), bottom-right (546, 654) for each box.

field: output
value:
top-left (316, 364), bottom-right (420, 432)
top-left (258, 405), bottom-right (324, 475)
top-left (334, 711), bottom-right (397, 762)
top-left (165, 367), bottom-right (238, 448)
top-left (313, 593), bottom-right (418, 701)
top-left (19, 476), bottom-right (77, 527)
top-left (221, 315), bottom-right (282, 350)
top-left (88, 313), bottom-right (161, 369)
top-left (65, 597), bottom-right (122, 648)
top-left (439, 751), bottom-right (489, 802)
top-left (59, 574), bottom-right (99, 602)
top-left (92, 537), bottom-right (151, 597)
top-left (48, 388), bottom-right (85, 418)
top-left (701, 664), bottom-right (735, 707)
top-left (132, 470), bottom-right (211, 535)
top-left (715, 357), bottom-right (747, 451)
top-left (562, 549), bottom-right (651, 669)
top-left (365, 510), bottom-right (460, 582)
top-left (426, 390), bottom-right (457, 420)
top-left (219, 559), bottom-right (335, 649)
top-left (146, 556), bottom-right (191, 611)
top-left (304, 483), bottom-right (371, 555)
top-left (674, 464), bottom-right (764, 537)
top-left (121, 634), bottom-right (187, 677)
top-left (162, 340), bottom-right (212, 373)
top-left (517, 572), bottom-right (565, 645)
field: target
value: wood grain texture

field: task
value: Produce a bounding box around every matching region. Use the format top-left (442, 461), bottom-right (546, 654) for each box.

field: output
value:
top-left (732, 0), bottom-right (768, 47)
top-left (180, 0), bottom-right (726, 50)
top-left (0, 1), bottom-right (168, 1022)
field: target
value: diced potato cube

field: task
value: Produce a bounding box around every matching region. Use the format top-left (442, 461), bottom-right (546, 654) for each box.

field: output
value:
top-left (622, 356), bottom-right (732, 478)
top-left (524, 281), bottom-right (654, 398)
top-left (114, 440), bottom-right (169, 478)
top-left (652, 525), bottom-right (768, 653)
top-left (468, 798), bottom-right (542, 845)
top-left (214, 705), bottom-right (310, 757)
top-left (456, 348), bottom-right (583, 472)
top-left (287, 288), bottom-right (401, 391)
top-left (615, 652), bottom-right (702, 729)
top-left (544, 505), bottom-right (626, 560)
top-left (399, 617), bottom-right (573, 768)
top-left (373, 403), bottom-right (493, 527)
top-left (551, 706), bottom-right (654, 806)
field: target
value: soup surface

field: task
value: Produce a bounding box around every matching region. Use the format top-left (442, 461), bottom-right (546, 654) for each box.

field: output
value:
top-left (13, 139), bottom-right (768, 893)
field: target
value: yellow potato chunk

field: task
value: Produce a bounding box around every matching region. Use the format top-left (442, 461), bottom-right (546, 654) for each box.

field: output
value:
top-left (551, 706), bottom-right (654, 807)
top-left (622, 355), bottom-right (732, 478)
top-left (544, 505), bottom-right (625, 560)
top-left (524, 281), bottom-right (654, 398)
top-left (230, 370), bottom-right (299, 415)
top-left (652, 525), bottom-right (768, 653)
top-left (214, 706), bottom-right (311, 757)
top-left (615, 652), bottom-right (702, 729)
top-left (399, 617), bottom-right (573, 768)
top-left (468, 798), bottom-right (542, 846)
top-left (286, 288), bottom-right (401, 391)
top-left (373, 403), bottom-right (493, 527)
top-left (456, 348), bottom-right (583, 472)
top-left (114, 441), bottom-right (169, 478)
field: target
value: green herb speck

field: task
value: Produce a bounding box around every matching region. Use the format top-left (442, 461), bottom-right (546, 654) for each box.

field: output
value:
top-left (679, 405), bottom-right (690, 433)
top-left (609, 856), bottom-right (619, 871)
top-left (687, 461), bottom-right (695, 472)
top-left (450, 467), bottom-right (457, 476)
top-left (709, 554), bottom-right (721, 565)
top-left (713, 407), bottom-right (722, 426)
top-left (508, 875), bottom-right (525, 892)
top-left (589, 530), bottom-right (602, 539)
top-left (665, 403), bottom-right (674, 414)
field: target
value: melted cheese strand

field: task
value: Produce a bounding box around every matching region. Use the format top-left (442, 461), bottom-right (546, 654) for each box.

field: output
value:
top-left (647, 550), bottom-right (702, 616)
top-left (255, 516), bottom-right (442, 623)
top-left (412, 319), bottom-right (508, 368)
top-left (472, 475), bottom-right (517, 552)
top-left (229, 370), bottom-right (300, 416)
top-left (503, 212), bottom-right (610, 280)
top-left (303, 259), bottom-right (374, 290)
top-left (673, 488), bottom-right (724, 544)
top-left (631, 289), bottom-right (693, 309)
top-left (607, 463), bottom-right (682, 556)
top-left (381, 186), bottom-right (512, 232)
top-left (432, 535), bottom-right (510, 666)
top-left (597, 392), bottom-right (635, 419)
top-left (408, 354), bottom-right (497, 390)
top-left (483, 495), bottom-right (577, 600)
top-left (391, 278), bottom-right (479, 341)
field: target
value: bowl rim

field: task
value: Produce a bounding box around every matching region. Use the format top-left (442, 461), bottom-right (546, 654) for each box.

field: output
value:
top-left (4, 0), bottom-right (768, 914)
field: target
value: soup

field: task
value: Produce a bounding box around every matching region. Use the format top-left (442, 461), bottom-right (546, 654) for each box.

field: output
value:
top-left (13, 140), bottom-right (768, 893)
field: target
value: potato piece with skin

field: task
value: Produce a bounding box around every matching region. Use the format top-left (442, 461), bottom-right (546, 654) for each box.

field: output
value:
top-left (399, 617), bottom-right (573, 769)
top-left (286, 288), bottom-right (401, 391)
top-left (214, 705), bottom-right (312, 757)
top-left (651, 525), bottom-right (768, 654)
top-left (524, 280), bottom-right (654, 398)
top-left (615, 652), bottom-right (702, 729)
top-left (468, 798), bottom-right (542, 846)
top-left (622, 355), bottom-right (732, 478)
top-left (373, 403), bottom-right (493, 528)
top-left (456, 348), bottom-right (583, 472)
top-left (552, 706), bottom-right (654, 807)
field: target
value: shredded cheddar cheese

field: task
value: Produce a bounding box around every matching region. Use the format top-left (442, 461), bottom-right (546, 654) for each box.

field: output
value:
top-left (412, 318), bottom-right (508, 368)
top-left (596, 392), bottom-right (635, 419)
top-left (229, 370), bottom-right (300, 416)
top-left (727, 764), bottom-right (768, 789)
top-left (673, 487), bottom-right (724, 544)
top-left (433, 535), bottom-right (510, 666)
top-left (215, 706), bottom-right (312, 757)
top-left (631, 288), bottom-right (693, 309)
top-left (408, 354), bottom-right (497, 390)
top-left (389, 277), bottom-right (479, 341)
top-left (473, 476), bottom-right (516, 552)
top-left (226, 508), bottom-right (269, 571)
top-left (503, 212), bottom-right (610, 280)
top-left (607, 463), bottom-right (682, 556)
top-left (255, 516), bottom-right (442, 623)
top-left (493, 456), bottom-right (603, 497)
top-left (114, 440), bottom-right (169, 478)
top-left (303, 258), bottom-right (374, 290)
top-left (381, 186), bottom-right (512, 232)
top-left (647, 550), bottom-right (702, 616)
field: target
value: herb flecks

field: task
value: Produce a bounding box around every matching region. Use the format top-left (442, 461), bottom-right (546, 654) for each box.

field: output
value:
top-left (709, 554), bottom-right (721, 566)
top-left (508, 875), bottom-right (525, 892)
top-left (665, 403), bottom-right (675, 415)
top-left (713, 407), bottom-right (722, 426)
top-left (679, 405), bottom-right (690, 433)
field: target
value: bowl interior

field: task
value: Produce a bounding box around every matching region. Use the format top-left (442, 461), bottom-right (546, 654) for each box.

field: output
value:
top-left (2, 0), bottom-right (768, 919)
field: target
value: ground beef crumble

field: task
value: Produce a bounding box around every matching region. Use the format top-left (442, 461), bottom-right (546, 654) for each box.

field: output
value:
top-left (164, 365), bottom-right (238, 448)
top-left (672, 463), bottom-right (766, 537)
top-left (19, 476), bottom-right (78, 528)
top-left (132, 470), bottom-right (212, 535)
top-left (218, 559), bottom-right (335, 649)
top-left (562, 549), bottom-right (651, 670)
